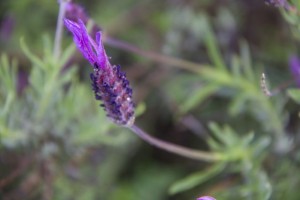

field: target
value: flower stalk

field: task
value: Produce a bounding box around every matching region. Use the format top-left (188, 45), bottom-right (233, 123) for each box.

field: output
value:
top-left (53, 0), bottom-right (69, 60)
top-left (129, 124), bottom-right (221, 162)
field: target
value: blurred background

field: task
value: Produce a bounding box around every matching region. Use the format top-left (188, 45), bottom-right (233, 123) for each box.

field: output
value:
top-left (1, 0), bottom-right (300, 199)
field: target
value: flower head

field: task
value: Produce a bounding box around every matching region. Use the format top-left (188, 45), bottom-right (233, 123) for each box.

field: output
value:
top-left (289, 55), bottom-right (300, 88)
top-left (64, 19), bottom-right (135, 126)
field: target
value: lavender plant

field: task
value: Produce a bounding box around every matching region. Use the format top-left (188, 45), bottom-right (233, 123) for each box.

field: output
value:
top-left (1, 0), bottom-right (300, 200)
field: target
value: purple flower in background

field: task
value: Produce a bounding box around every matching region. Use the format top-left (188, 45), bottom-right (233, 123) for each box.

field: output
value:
top-left (289, 55), bottom-right (300, 88)
top-left (264, 0), bottom-right (286, 7)
top-left (65, 2), bottom-right (89, 24)
top-left (64, 19), bottom-right (135, 126)
top-left (17, 71), bottom-right (29, 95)
top-left (197, 196), bottom-right (216, 200)
top-left (65, 1), bottom-right (101, 35)
top-left (0, 15), bottom-right (15, 41)
top-left (264, 0), bottom-right (295, 10)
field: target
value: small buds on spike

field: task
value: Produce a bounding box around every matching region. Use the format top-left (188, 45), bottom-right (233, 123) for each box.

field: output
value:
top-left (261, 73), bottom-right (273, 97)
top-left (90, 66), bottom-right (135, 126)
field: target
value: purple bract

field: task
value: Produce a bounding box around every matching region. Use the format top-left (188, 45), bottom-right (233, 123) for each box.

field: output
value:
top-left (64, 19), bottom-right (108, 68)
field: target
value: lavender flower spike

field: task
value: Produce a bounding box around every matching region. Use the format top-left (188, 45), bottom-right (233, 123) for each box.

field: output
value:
top-left (64, 19), bottom-right (135, 126)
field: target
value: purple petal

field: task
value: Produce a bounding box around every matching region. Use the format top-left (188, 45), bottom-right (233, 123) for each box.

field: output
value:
top-left (289, 55), bottom-right (300, 87)
top-left (197, 196), bottom-right (216, 200)
top-left (96, 32), bottom-right (109, 68)
top-left (64, 19), bottom-right (97, 65)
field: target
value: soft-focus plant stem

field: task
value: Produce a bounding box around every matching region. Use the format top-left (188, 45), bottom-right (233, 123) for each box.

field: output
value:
top-left (86, 19), bottom-right (211, 73)
top-left (129, 124), bottom-right (222, 162)
top-left (53, 0), bottom-right (68, 60)
top-left (104, 36), bottom-right (211, 73)
top-left (36, 0), bottom-right (68, 119)
top-left (36, 69), bottom-right (60, 119)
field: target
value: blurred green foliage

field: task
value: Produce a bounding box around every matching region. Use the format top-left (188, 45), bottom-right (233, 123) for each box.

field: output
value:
top-left (1, 0), bottom-right (300, 200)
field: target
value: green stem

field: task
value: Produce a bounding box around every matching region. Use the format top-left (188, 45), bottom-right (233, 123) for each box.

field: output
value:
top-left (104, 37), bottom-right (211, 73)
top-left (36, 68), bottom-right (60, 119)
top-left (53, 0), bottom-right (68, 60)
top-left (129, 124), bottom-right (221, 162)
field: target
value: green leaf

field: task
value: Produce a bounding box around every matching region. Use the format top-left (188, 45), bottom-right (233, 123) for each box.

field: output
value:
top-left (240, 41), bottom-right (254, 82)
top-left (0, 123), bottom-right (27, 148)
top-left (203, 16), bottom-right (226, 71)
top-left (287, 88), bottom-right (300, 103)
top-left (28, 65), bottom-right (45, 96)
top-left (241, 132), bottom-right (255, 147)
top-left (231, 55), bottom-right (241, 78)
top-left (57, 66), bottom-right (77, 86)
top-left (180, 84), bottom-right (219, 113)
top-left (0, 54), bottom-right (17, 92)
top-left (281, 8), bottom-right (297, 25)
top-left (228, 93), bottom-right (249, 116)
top-left (58, 43), bottom-right (76, 68)
top-left (136, 102), bottom-right (146, 116)
top-left (42, 34), bottom-right (54, 66)
top-left (20, 38), bottom-right (46, 69)
top-left (1, 92), bottom-right (15, 117)
top-left (208, 122), bottom-right (225, 143)
top-left (201, 67), bottom-right (232, 86)
top-left (169, 163), bottom-right (225, 194)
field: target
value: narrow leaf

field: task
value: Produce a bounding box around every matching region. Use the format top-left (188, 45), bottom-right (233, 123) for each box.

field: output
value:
top-left (287, 88), bottom-right (300, 104)
top-left (20, 38), bottom-right (46, 69)
top-left (203, 17), bottom-right (226, 71)
top-left (169, 163), bottom-right (225, 195)
top-left (181, 84), bottom-right (219, 113)
top-left (240, 41), bottom-right (254, 82)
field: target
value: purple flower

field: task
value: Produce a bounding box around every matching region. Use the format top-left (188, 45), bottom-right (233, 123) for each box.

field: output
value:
top-left (289, 55), bottom-right (300, 88)
top-left (197, 196), bottom-right (216, 200)
top-left (65, 2), bottom-right (89, 24)
top-left (264, 0), bottom-right (294, 10)
top-left (64, 19), bottom-right (135, 126)
top-left (264, 0), bottom-right (286, 7)
top-left (64, 19), bottom-right (108, 67)
top-left (0, 15), bottom-right (15, 41)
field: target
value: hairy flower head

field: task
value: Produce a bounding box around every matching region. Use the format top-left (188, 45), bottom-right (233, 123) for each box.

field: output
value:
top-left (64, 19), bottom-right (135, 126)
